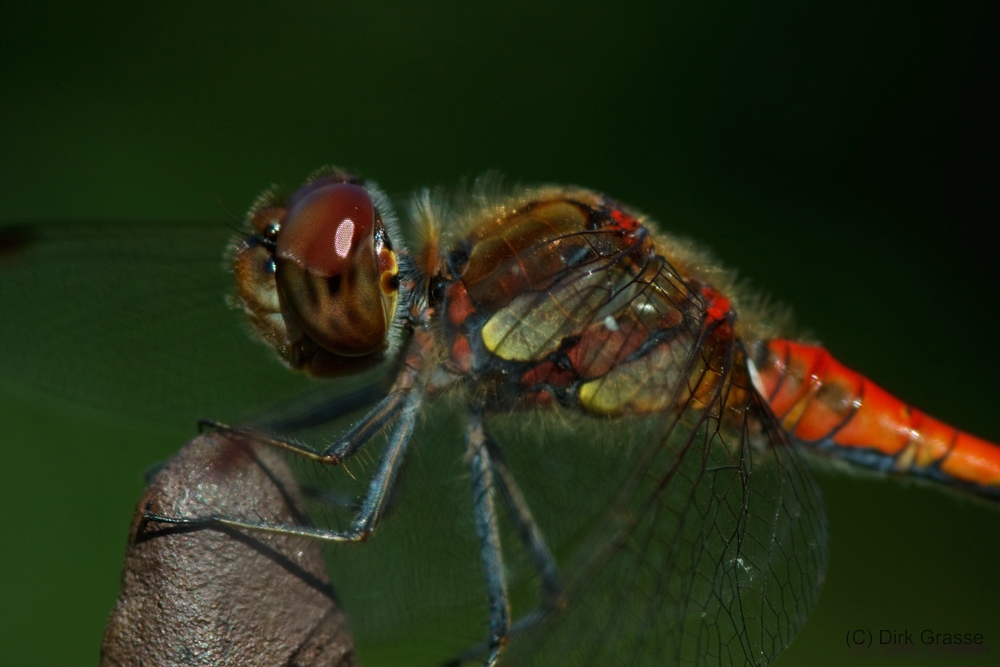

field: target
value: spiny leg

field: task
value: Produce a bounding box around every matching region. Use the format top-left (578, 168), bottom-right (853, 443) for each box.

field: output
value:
top-left (144, 390), bottom-right (422, 543)
top-left (197, 389), bottom-right (406, 466)
top-left (484, 433), bottom-right (564, 612)
top-left (467, 414), bottom-right (511, 667)
top-left (347, 391), bottom-right (420, 539)
top-left (445, 426), bottom-right (566, 666)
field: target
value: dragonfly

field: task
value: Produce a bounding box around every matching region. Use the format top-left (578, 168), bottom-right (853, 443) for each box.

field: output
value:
top-left (1, 167), bottom-right (997, 666)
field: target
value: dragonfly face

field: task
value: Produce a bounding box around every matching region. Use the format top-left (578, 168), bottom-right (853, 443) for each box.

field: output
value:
top-left (232, 169), bottom-right (401, 375)
top-left (2, 167), bottom-right (997, 667)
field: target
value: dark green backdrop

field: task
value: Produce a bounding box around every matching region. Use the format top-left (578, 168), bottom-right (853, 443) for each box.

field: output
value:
top-left (1, 3), bottom-right (997, 666)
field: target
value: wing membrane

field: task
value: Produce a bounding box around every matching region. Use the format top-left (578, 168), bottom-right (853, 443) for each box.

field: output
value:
top-left (0, 222), bottom-right (323, 423)
top-left (497, 353), bottom-right (827, 666)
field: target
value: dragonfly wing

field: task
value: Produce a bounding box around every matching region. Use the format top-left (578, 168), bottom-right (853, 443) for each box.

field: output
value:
top-left (0, 222), bottom-right (332, 424)
top-left (494, 360), bottom-right (828, 666)
top-left (226, 362), bottom-right (826, 667)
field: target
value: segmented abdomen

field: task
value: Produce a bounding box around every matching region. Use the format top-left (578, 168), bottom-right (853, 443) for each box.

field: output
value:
top-left (755, 339), bottom-right (1000, 500)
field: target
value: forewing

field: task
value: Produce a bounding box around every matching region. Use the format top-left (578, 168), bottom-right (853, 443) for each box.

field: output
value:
top-left (0, 222), bottom-right (324, 423)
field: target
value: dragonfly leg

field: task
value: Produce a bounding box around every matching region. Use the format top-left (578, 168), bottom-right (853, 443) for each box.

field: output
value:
top-left (442, 610), bottom-right (551, 667)
top-left (467, 415), bottom-right (511, 667)
top-left (143, 390), bottom-right (422, 543)
top-left (483, 431), bottom-right (565, 612)
top-left (442, 421), bottom-right (565, 667)
top-left (195, 390), bottom-right (407, 466)
top-left (196, 382), bottom-right (386, 436)
top-left (260, 382), bottom-right (387, 432)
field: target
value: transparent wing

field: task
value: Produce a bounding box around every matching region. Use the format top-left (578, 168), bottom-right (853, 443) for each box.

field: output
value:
top-left (0, 222), bottom-right (331, 424)
top-left (249, 400), bottom-right (497, 664)
top-left (262, 374), bottom-right (826, 667)
top-left (494, 349), bottom-right (828, 666)
top-left (263, 337), bottom-right (826, 665)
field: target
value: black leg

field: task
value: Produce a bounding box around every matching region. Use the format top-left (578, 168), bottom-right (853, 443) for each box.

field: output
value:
top-left (442, 420), bottom-right (566, 667)
top-left (484, 434), bottom-right (564, 611)
top-left (260, 382), bottom-right (386, 432)
top-left (196, 390), bottom-right (406, 466)
top-left (348, 393), bottom-right (420, 538)
top-left (144, 390), bottom-right (422, 543)
top-left (444, 609), bottom-right (551, 667)
top-left (467, 415), bottom-right (511, 667)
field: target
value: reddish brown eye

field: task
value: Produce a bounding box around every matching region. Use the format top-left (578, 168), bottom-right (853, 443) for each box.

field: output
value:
top-left (273, 181), bottom-right (400, 357)
top-left (276, 183), bottom-right (374, 277)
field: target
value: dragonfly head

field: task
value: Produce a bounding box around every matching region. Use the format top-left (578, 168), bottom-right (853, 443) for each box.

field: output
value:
top-left (233, 170), bottom-right (401, 375)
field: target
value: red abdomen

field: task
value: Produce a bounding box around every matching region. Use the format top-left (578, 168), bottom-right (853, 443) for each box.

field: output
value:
top-left (755, 339), bottom-right (1000, 500)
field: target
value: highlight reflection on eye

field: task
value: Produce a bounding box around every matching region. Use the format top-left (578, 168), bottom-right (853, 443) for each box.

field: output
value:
top-left (334, 219), bottom-right (355, 258)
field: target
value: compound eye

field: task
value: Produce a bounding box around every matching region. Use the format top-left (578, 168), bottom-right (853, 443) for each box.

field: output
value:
top-left (275, 182), bottom-right (399, 357)
top-left (277, 182), bottom-right (373, 277)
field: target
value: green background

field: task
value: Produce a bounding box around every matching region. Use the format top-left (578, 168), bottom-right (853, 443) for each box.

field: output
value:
top-left (1, 2), bottom-right (997, 665)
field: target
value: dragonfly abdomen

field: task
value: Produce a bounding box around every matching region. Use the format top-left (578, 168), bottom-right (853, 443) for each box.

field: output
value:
top-left (754, 339), bottom-right (1000, 500)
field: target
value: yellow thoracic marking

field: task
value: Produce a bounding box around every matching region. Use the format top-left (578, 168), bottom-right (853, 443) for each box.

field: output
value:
top-left (578, 378), bottom-right (622, 416)
top-left (482, 284), bottom-right (607, 361)
top-left (481, 268), bottom-right (662, 362)
top-left (578, 343), bottom-right (688, 417)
